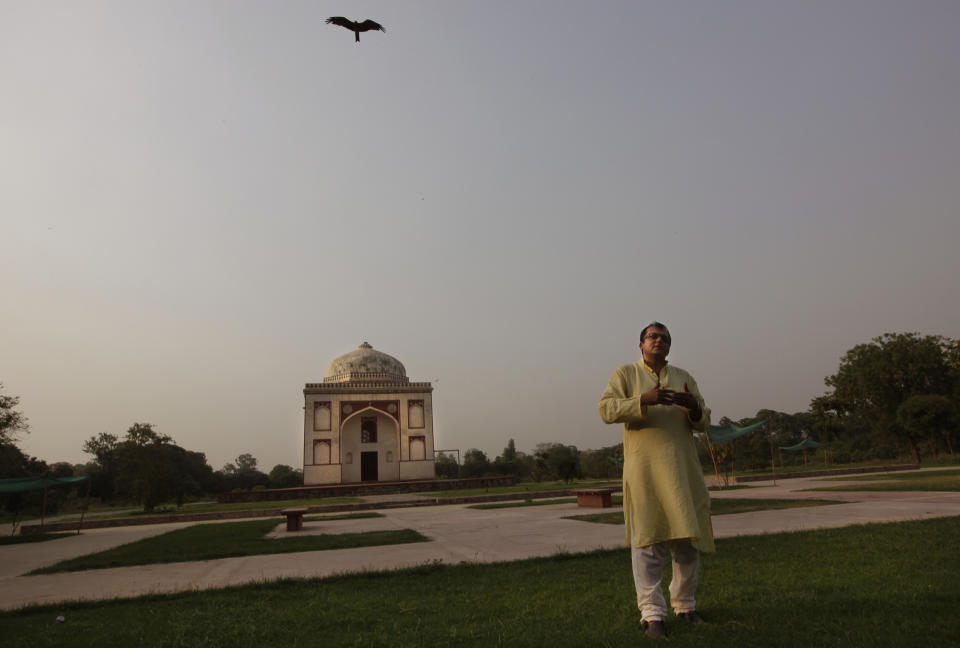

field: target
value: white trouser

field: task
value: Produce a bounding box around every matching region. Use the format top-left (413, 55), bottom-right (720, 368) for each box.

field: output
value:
top-left (631, 539), bottom-right (700, 622)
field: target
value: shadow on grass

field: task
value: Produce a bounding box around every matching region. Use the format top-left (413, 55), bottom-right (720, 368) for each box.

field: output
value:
top-left (565, 498), bottom-right (838, 524)
top-left (29, 518), bottom-right (427, 574)
top-left (806, 468), bottom-right (960, 492)
top-left (0, 533), bottom-right (74, 546)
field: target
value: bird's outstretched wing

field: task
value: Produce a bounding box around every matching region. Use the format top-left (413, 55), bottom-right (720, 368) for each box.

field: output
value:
top-left (325, 16), bottom-right (357, 30)
top-left (356, 19), bottom-right (385, 33)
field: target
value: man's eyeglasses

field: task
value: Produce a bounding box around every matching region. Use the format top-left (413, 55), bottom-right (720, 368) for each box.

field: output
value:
top-left (644, 333), bottom-right (670, 342)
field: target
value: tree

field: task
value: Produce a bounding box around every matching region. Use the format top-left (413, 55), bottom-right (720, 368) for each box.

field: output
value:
top-left (82, 432), bottom-right (120, 500)
top-left (82, 424), bottom-right (215, 509)
top-left (824, 333), bottom-right (956, 463)
top-left (580, 444), bottom-right (623, 479)
top-left (534, 443), bottom-right (581, 483)
top-left (492, 439), bottom-right (533, 478)
top-left (234, 453), bottom-right (258, 473)
top-left (0, 388), bottom-right (54, 529)
top-left (268, 464), bottom-right (302, 489)
top-left (434, 452), bottom-right (459, 479)
top-left (459, 449), bottom-right (491, 478)
top-left (114, 423), bottom-right (178, 511)
top-left (809, 395), bottom-right (844, 465)
top-left (0, 383), bottom-right (29, 446)
top-left (897, 395), bottom-right (957, 458)
top-left (218, 453), bottom-right (269, 491)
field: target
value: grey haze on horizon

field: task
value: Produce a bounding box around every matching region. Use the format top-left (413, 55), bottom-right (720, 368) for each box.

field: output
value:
top-left (2, 1), bottom-right (958, 472)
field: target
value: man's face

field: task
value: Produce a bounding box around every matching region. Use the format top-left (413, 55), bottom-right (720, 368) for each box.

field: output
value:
top-left (640, 327), bottom-right (671, 359)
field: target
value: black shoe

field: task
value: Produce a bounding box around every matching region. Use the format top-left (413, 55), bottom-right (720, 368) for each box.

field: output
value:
top-left (642, 619), bottom-right (667, 639)
top-left (677, 611), bottom-right (704, 624)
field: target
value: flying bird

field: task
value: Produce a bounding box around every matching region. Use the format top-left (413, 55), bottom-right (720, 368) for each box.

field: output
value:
top-left (325, 17), bottom-right (385, 42)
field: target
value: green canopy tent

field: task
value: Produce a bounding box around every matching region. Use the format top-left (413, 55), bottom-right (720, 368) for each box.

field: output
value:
top-left (0, 474), bottom-right (91, 532)
top-left (702, 421), bottom-right (767, 488)
top-left (780, 438), bottom-right (826, 467)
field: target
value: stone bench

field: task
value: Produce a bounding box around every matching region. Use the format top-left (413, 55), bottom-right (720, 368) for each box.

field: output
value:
top-left (281, 507), bottom-right (308, 531)
top-left (572, 488), bottom-right (617, 508)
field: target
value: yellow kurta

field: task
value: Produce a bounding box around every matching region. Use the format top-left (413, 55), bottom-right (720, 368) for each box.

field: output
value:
top-left (598, 360), bottom-right (715, 553)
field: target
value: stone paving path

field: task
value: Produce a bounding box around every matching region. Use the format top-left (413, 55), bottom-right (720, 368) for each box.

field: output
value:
top-left (2, 473), bottom-right (958, 611)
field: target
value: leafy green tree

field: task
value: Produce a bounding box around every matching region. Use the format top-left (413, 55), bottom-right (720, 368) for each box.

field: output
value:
top-left (268, 464), bottom-right (302, 488)
top-left (824, 333), bottom-right (955, 463)
top-left (0, 387), bottom-right (58, 530)
top-left (434, 452), bottom-right (459, 479)
top-left (83, 423), bottom-right (214, 511)
top-left (492, 439), bottom-right (533, 478)
top-left (459, 448), bottom-right (491, 478)
top-left (0, 442), bottom-right (50, 531)
top-left (579, 444), bottom-right (623, 479)
top-left (81, 432), bottom-right (120, 500)
top-left (0, 383), bottom-right (29, 447)
top-left (114, 423), bottom-right (176, 512)
top-left (501, 438), bottom-right (518, 462)
top-left (897, 394), bottom-right (957, 457)
top-left (218, 453), bottom-right (269, 491)
top-left (534, 443), bottom-right (580, 483)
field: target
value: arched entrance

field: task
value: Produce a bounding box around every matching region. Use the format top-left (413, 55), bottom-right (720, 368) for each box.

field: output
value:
top-left (340, 409), bottom-right (400, 483)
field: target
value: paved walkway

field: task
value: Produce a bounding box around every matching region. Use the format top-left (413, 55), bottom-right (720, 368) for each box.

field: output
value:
top-left (2, 474), bottom-right (959, 611)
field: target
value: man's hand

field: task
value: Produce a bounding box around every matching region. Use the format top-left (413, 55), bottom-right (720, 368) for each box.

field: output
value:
top-left (667, 382), bottom-right (702, 420)
top-left (641, 382), bottom-right (701, 419)
top-left (640, 382), bottom-right (669, 406)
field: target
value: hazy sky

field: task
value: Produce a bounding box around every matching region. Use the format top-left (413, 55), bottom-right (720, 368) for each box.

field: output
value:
top-left (3, 1), bottom-right (958, 472)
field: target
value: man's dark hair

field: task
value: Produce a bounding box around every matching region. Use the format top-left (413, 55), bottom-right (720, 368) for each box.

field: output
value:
top-left (640, 321), bottom-right (671, 343)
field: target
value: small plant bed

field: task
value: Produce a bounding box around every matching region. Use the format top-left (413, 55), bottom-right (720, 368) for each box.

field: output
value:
top-left (0, 532), bottom-right (75, 546)
top-left (468, 495), bottom-right (624, 510)
top-left (805, 468), bottom-right (960, 492)
top-left (731, 460), bottom-right (923, 478)
top-left (565, 498), bottom-right (837, 525)
top-left (708, 484), bottom-right (756, 491)
top-left (469, 498), bottom-right (575, 510)
top-left (29, 519), bottom-right (428, 574)
top-left (4, 516), bottom-right (959, 647)
top-left (303, 512), bottom-right (383, 522)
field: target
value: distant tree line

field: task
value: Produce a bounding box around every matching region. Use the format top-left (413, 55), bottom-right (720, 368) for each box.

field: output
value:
top-left (702, 333), bottom-right (959, 473)
top-left (0, 386), bottom-right (303, 517)
top-left (79, 426), bottom-right (303, 511)
top-left (436, 438), bottom-right (624, 482)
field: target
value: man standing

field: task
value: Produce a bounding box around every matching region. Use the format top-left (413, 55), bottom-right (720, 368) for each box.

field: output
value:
top-left (598, 322), bottom-right (714, 639)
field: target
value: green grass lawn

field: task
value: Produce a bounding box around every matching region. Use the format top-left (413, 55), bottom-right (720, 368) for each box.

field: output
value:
top-left (424, 480), bottom-right (620, 498)
top-left (4, 516), bottom-right (959, 647)
top-left (729, 458), bottom-right (931, 477)
top-left (30, 514), bottom-right (424, 574)
top-left (54, 497), bottom-right (367, 522)
top-left (565, 498), bottom-right (838, 525)
top-left (469, 496), bottom-right (625, 510)
top-left (807, 468), bottom-right (960, 492)
top-left (468, 497), bottom-right (577, 509)
top-left (707, 484), bottom-right (756, 491)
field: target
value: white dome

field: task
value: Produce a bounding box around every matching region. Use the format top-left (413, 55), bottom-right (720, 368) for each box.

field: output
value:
top-left (324, 342), bottom-right (408, 383)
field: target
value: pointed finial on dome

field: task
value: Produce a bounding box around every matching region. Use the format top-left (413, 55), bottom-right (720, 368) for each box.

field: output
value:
top-left (359, 341), bottom-right (372, 349)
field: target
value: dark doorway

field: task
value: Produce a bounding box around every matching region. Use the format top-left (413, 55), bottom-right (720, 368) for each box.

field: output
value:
top-left (361, 451), bottom-right (378, 481)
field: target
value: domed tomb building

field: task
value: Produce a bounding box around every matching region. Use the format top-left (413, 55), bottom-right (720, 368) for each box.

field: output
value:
top-left (303, 343), bottom-right (435, 485)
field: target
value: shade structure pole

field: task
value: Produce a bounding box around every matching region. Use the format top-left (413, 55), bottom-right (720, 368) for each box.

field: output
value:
top-left (706, 436), bottom-right (723, 489)
top-left (77, 477), bottom-right (92, 535)
top-left (41, 479), bottom-right (48, 527)
top-left (769, 424), bottom-right (777, 486)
